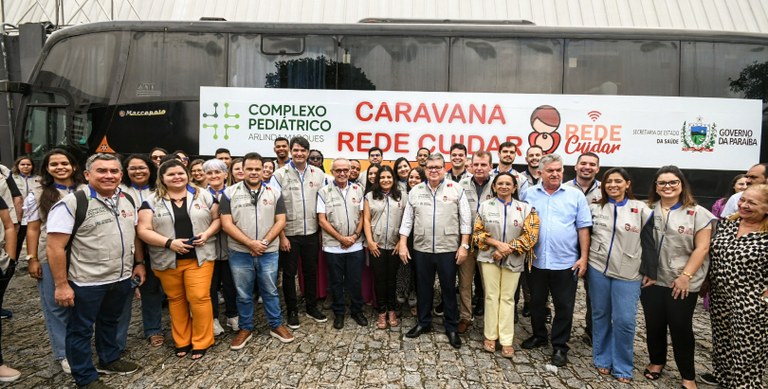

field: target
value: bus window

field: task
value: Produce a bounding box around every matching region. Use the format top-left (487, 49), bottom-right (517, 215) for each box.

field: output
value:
top-left (339, 36), bottom-right (448, 91)
top-left (229, 35), bottom-right (337, 88)
top-left (450, 38), bottom-right (563, 93)
top-left (564, 40), bottom-right (679, 96)
top-left (35, 32), bottom-right (122, 106)
top-left (118, 32), bottom-right (226, 103)
top-left (681, 42), bottom-right (768, 98)
top-left (24, 106), bottom-right (67, 158)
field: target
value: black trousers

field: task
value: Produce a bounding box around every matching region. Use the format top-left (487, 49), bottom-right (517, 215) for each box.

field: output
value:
top-left (280, 233), bottom-right (319, 313)
top-left (0, 261), bottom-right (15, 364)
top-left (371, 249), bottom-right (399, 312)
top-left (529, 266), bottom-right (578, 351)
top-left (211, 260), bottom-right (238, 319)
top-left (413, 250), bottom-right (459, 332)
top-left (640, 284), bottom-right (698, 380)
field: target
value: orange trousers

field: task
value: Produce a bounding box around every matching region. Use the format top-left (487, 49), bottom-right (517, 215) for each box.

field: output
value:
top-left (154, 259), bottom-right (215, 351)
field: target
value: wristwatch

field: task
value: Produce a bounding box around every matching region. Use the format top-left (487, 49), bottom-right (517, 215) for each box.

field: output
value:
top-left (461, 243), bottom-right (470, 250)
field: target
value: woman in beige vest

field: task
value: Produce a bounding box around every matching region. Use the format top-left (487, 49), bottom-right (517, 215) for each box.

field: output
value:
top-left (472, 172), bottom-right (538, 358)
top-left (137, 159), bottom-right (220, 360)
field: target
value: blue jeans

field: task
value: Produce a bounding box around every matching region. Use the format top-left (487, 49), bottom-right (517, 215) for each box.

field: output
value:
top-left (38, 262), bottom-right (69, 360)
top-left (587, 266), bottom-right (641, 380)
top-left (228, 250), bottom-right (282, 330)
top-left (325, 250), bottom-right (364, 316)
top-left (139, 262), bottom-right (165, 337)
top-left (67, 279), bottom-right (132, 387)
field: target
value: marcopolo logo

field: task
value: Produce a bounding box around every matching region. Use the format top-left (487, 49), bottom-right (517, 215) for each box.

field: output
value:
top-left (202, 102), bottom-right (240, 140)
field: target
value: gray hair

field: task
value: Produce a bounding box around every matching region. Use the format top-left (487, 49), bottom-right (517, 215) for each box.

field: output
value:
top-left (202, 158), bottom-right (228, 173)
top-left (427, 153), bottom-right (445, 165)
top-left (331, 157), bottom-right (350, 169)
top-left (538, 153), bottom-right (563, 171)
top-left (85, 153), bottom-right (121, 172)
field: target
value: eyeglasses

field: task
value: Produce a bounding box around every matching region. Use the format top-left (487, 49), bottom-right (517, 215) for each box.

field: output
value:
top-left (308, 156), bottom-right (323, 161)
top-left (178, 157), bottom-right (189, 162)
top-left (426, 166), bottom-right (442, 171)
top-left (655, 180), bottom-right (681, 188)
top-left (333, 169), bottom-right (350, 174)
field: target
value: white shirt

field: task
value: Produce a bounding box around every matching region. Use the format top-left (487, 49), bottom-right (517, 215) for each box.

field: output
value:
top-left (721, 191), bottom-right (743, 218)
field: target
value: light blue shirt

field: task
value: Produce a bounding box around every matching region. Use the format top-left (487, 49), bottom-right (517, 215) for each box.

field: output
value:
top-left (521, 183), bottom-right (592, 270)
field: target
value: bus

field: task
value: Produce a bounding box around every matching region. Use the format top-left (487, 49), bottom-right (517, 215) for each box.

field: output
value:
top-left (5, 20), bottom-right (767, 204)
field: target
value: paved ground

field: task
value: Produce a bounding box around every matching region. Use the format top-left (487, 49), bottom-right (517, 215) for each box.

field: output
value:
top-left (1, 267), bottom-right (720, 388)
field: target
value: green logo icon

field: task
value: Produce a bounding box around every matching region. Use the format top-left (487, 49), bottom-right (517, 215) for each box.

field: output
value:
top-left (202, 102), bottom-right (240, 140)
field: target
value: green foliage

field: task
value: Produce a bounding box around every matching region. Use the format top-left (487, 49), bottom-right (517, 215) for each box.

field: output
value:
top-left (729, 61), bottom-right (768, 101)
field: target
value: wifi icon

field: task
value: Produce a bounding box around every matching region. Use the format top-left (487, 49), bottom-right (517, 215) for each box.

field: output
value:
top-left (587, 111), bottom-right (601, 122)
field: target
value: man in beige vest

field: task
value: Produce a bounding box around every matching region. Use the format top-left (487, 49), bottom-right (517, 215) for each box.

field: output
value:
top-left (47, 153), bottom-right (146, 388)
top-left (399, 154), bottom-right (471, 349)
top-left (317, 158), bottom-right (367, 330)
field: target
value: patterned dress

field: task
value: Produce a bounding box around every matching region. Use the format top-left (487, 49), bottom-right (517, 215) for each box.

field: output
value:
top-left (709, 218), bottom-right (768, 388)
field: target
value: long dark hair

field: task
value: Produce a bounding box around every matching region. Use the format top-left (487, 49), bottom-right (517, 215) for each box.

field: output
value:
top-left (394, 157), bottom-right (410, 180)
top-left (647, 165), bottom-right (696, 207)
top-left (121, 154), bottom-right (157, 189)
top-left (364, 163), bottom-right (381, 195)
top-left (598, 167), bottom-right (635, 206)
top-left (407, 167), bottom-right (426, 192)
top-left (371, 165), bottom-right (402, 202)
top-left (490, 172), bottom-right (519, 200)
top-left (39, 149), bottom-right (83, 219)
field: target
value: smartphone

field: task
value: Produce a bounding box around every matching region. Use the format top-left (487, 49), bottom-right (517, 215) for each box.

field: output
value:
top-left (573, 268), bottom-right (580, 281)
top-left (130, 275), bottom-right (141, 288)
top-left (185, 236), bottom-right (199, 245)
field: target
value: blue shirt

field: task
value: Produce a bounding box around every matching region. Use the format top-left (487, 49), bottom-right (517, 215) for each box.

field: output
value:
top-left (521, 183), bottom-right (592, 270)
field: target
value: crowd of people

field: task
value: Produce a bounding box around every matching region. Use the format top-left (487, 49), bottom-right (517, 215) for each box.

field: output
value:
top-left (0, 137), bottom-right (765, 389)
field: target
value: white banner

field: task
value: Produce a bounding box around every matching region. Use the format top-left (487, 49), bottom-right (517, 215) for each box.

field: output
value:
top-left (199, 87), bottom-right (762, 170)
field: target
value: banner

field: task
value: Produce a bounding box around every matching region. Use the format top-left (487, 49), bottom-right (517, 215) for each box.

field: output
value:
top-left (199, 87), bottom-right (762, 170)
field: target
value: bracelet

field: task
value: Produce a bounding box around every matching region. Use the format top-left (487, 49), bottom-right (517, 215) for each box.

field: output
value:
top-left (165, 238), bottom-right (173, 249)
top-left (27, 256), bottom-right (38, 262)
top-left (681, 271), bottom-right (693, 279)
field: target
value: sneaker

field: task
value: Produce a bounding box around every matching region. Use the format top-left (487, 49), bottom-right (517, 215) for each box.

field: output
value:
top-left (270, 325), bottom-right (295, 343)
top-left (213, 319), bottom-right (225, 336)
top-left (61, 358), bottom-right (71, 374)
top-left (230, 329), bottom-right (253, 350)
top-left (80, 379), bottom-right (112, 389)
top-left (306, 308), bottom-right (327, 323)
top-left (96, 359), bottom-right (139, 375)
top-left (257, 296), bottom-right (263, 304)
top-left (0, 365), bottom-right (20, 382)
top-left (408, 292), bottom-right (417, 306)
top-left (286, 312), bottom-right (300, 329)
top-left (0, 309), bottom-right (11, 319)
top-left (699, 373), bottom-right (718, 386)
top-left (396, 294), bottom-right (406, 304)
top-left (226, 316), bottom-right (239, 331)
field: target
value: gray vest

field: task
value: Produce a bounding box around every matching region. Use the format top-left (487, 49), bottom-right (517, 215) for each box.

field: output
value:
top-left (31, 186), bottom-right (84, 263)
top-left (273, 163), bottom-right (326, 236)
top-left (564, 179), bottom-right (602, 205)
top-left (365, 191), bottom-right (406, 250)
top-left (588, 199), bottom-right (651, 281)
top-left (651, 203), bottom-right (715, 291)
top-left (208, 187), bottom-right (229, 261)
top-left (476, 198), bottom-right (532, 272)
top-left (58, 188), bottom-right (137, 284)
top-left (0, 199), bottom-right (8, 269)
top-left (459, 175), bottom-right (494, 222)
top-left (318, 182), bottom-right (364, 248)
top-left (0, 165), bottom-right (17, 224)
top-left (144, 190), bottom-right (217, 271)
top-left (223, 181), bottom-right (281, 253)
top-left (408, 180), bottom-right (464, 253)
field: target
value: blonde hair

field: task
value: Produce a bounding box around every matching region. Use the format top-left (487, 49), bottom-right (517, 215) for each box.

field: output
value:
top-left (727, 184), bottom-right (768, 232)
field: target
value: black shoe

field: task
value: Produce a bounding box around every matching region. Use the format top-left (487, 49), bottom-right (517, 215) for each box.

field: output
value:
top-left (306, 308), bottom-right (327, 323)
top-left (352, 312), bottom-right (368, 327)
top-left (405, 324), bottom-right (432, 338)
top-left (521, 336), bottom-right (548, 349)
top-left (286, 312), bottom-right (300, 329)
top-left (445, 331), bottom-right (462, 349)
top-left (522, 303), bottom-right (531, 317)
top-left (333, 315), bottom-right (344, 330)
top-left (699, 373), bottom-right (718, 386)
top-left (581, 332), bottom-right (592, 347)
top-left (551, 349), bottom-right (568, 367)
top-left (545, 308), bottom-right (552, 323)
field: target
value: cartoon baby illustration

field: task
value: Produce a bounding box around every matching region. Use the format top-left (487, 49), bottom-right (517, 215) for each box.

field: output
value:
top-left (528, 105), bottom-right (562, 154)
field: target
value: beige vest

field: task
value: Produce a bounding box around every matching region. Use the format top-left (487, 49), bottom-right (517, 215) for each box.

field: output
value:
top-left (564, 179), bottom-right (602, 205)
top-left (459, 175), bottom-right (494, 222)
top-left (0, 165), bottom-right (17, 224)
top-left (32, 185), bottom-right (84, 263)
top-left (365, 191), bottom-right (406, 250)
top-left (476, 198), bottom-right (531, 271)
top-left (318, 182), bottom-right (364, 248)
top-left (58, 188), bottom-right (137, 284)
top-left (408, 180), bottom-right (464, 253)
top-left (0, 198), bottom-right (8, 269)
top-left (223, 181), bottom-right (281, 253)
top-left (651, 203), bottom-right (715, 291)
top-left (144, 190), bottom-right (217, 270)
top-left (588, 199), bottom-right (651, 281)
top-left (273, 163), bottom-right (326, 236)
